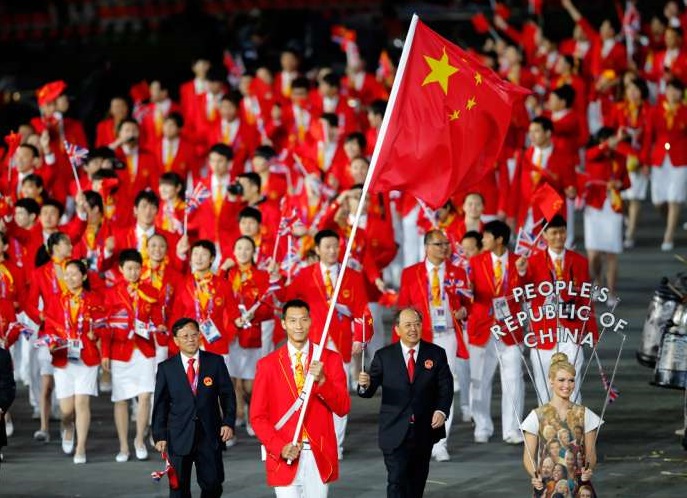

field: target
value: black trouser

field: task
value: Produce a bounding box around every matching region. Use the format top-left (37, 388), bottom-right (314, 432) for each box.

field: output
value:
top-left (169, 421), bottom-right (224, 498)
top-left (382, 424), bottom-right (433, 498)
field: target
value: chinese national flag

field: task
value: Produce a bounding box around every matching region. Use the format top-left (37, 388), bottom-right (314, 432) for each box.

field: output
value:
top-left (369, 17), bottom-right (529, 209)
top-left (531, 182), bottom-right (564, 221)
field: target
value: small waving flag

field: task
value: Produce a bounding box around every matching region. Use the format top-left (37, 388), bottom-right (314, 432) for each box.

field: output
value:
top-left (151, 452), bottom-right (179, 490)
top-left (185, 183), bottom-right (211, 215)
top-left (451, 244), bottom-right (469, 269)
top-left (108, 309), bottom-right (130, 330)
top-left (63, 141), bottom-right (89, 167)
top-left (277, 208), bottom-right (298, 237)
top-left (600, 368), bottom-right (620, 404)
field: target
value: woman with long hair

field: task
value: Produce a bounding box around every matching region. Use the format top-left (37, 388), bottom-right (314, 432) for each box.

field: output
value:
top-left (522, 353), bottom-right (602, 497)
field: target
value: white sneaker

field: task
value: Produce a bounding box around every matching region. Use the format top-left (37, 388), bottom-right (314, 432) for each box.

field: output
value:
top-left (225, 436), bottom-right (238, 448)
top-left (623, 238), bottom-right (634, 249)
top-left (5, 419), bottom-right (13, 437)
top-left (61, 429), bottom-right (75, 455)
top-left (246, 422), bottom-right (255, 437)
top-left (676, 428), bottom-right (686, 436)
top-left (505, 435), bottom-right (524, 445)
top-left (474, 434), bottom-right (489, 444)
top-left (33, 430), bottom-right (50, 442)
top-left (115, 452), bottom-right (129, 463)
top-left (432, 446), bottom-right (450, 462)
top-left (134, 443), bottom-right (148, 460)
top-left (73, 453), bottom-right (87, 464)
top-left (661, 241), bottom-right (674, 252)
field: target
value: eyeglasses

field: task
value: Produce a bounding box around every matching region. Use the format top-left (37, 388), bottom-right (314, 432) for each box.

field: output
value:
top-left (428, 242), bottom-right (450, 247)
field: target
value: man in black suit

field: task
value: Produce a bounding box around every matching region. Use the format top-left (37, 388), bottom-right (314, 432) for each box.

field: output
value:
top-left (0, 346), bottom-right (17, 471)
top-left (152, 318), bottom-right (236, 498)
top-left (358, 307), bottom-right (453, 498)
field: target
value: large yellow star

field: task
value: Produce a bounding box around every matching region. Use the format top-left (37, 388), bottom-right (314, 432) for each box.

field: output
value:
top-left (466, 97), bottom-right (477, 110)
top-left (422, 48), bottom-right (459, 95)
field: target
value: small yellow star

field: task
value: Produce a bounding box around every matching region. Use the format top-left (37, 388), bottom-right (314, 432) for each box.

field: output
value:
top-left (449, 109), bottom-right (461, 121)
top-left (474, 72), bottom-right (483, 85)
top-left (422, 48), bottom-right (459, 95)
top-left (466, 97), bottom-right (477, 110)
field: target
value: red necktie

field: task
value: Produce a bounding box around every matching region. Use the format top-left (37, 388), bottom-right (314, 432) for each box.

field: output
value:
top-left (187, 358), bottom-right (197, 395)
top-left (407, 349), bottom-right (416, 382)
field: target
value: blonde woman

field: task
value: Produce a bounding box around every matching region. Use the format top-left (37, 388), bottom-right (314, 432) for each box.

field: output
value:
top-left (521, 353), bottom-right (602, 497)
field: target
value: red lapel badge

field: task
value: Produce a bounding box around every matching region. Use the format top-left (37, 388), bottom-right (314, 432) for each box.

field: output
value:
top-left (203, 376), bottom-right (213, 387)
top-left (424, 359), bottom-right (434, 369)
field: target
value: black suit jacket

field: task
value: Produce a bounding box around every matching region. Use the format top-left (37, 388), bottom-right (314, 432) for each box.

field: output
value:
top-left (358, 340), bottom-right (453, 452)
top-left (152, 350), bottom-right (236, 456)
top-left (0, 347), bottom-right (16, 449)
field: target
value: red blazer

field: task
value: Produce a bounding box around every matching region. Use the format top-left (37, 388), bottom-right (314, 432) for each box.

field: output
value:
top-left (261, 172), bottom-right (288, 204)
top-left (605, 101), bottom-right (651, 159)
top-left (523, 249), bottom-right (597, 349)
top-left (139, 100), bottom-right (182, 149)
top-left (577, 19), bottom-right (627, 78)
top-left (0, 260), bottom-right (27, 348)
top-left (113, 147), bottom-right (161, 203)
top-left (226, 265), bottom-right (273, 349)
top-left (44, 290), bottom-right (108, 367)
top-left (250, 345), bottom-right (349, 486)
top-left (467, 251), bottom-right (525, 347)
top-left (153, 137), bottom-right (198, 179)
top-left (646, 49), bottom-right (687, 85)
top-left (643, 102), bottom-right (687, 166)
top-left (95, 117), bottom-right (118, 147)
top-left (546, 109), bottom-right (586, 161)
top-left (103, 281), bottom-right (162, 361)
top-left (72, 221), bottom-right (115, 273)
top-left (140, 262), bottom-right (183, 340)
top-left (508, 146), bottom-right (576, 228)
top-left (397, 261), bottom-right (469, 358)
top-left (170, 274), bottom-right (238, 356)
top-left (582, 143), bottom-right (631, 213)
top-left (206, 118), bottom-right (260, 176)
top-left (285, 263), bottom-right (369, 362)
top-left (342, 72), bottom-right (388, 106)
top-left (155, 200), bottom-right (186, 235)
top-left (105, 226), bottom-right (180, 271)
top-left (0, 165), bottom-right (55, 202)
top-left (310, 94), bottom-right (358, 135)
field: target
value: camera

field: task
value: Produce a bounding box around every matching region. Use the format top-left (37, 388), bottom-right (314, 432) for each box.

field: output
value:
top-left (227, 183), bottom-right (244, 196)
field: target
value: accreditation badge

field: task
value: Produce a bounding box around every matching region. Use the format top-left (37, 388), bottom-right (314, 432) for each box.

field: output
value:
top-left (134, 319), bottom-right (150, 340)
top-left (200, 319), bottom-right (222, 344)
top-left (67, 339), bottom-right (83, 360)
top-left (492, 297), bottom-right (511, 322)
top-left (430, 305), bottom-right (448, 331)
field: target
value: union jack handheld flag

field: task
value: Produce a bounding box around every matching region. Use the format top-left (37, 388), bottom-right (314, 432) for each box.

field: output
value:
top-left (277, 208), bottom-right (299, 237)
top-left (451, 244), bottom-right (469, 269)
top-left (600, 368), bottom-right (620, 404)
top-left (185, 183), bottom-right (211, 215)
top-left (108, 309), bottom-right (130, 330)
top-left (514, 227), bottom-right (547, 256)
top-left (151, 452), bottom-right (179, 489)
top-left (63, 141), bottom-right (89, 167)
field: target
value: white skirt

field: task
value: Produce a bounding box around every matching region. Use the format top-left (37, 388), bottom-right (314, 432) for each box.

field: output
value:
top-left (651, 156), bottom-right (687, 204)
top-left (111, 349), bottom-right (155, 402)
top-left (54, 362), bottom-right (99, 399)
top-left (621, 170), bottom-right (649, 201)
top-left (584, 199), bottom-right (623, 254)
top-left (36, 344), bottom-right (55, 376)
top-left (227, 338), bottom-right (261, 380)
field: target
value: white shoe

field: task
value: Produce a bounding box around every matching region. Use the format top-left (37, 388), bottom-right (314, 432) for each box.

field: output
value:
top-left (33, 430), bottom-right (50, 442)
top-left (246, 422), bottom-right (255, 437)
top-left (661, 241), bottom-right (674, 252)
top-left (474, 435), bottom-right (489, 444)
top-left (676, 428), bottom-right (686, 436)
top-left (73, 453), bottom-right (87, 464)
top-left (606, 295), bottom-right (619, 309)
top-left (338, 446), bottom-right (344, 461)
top-left (432, 446), bottom-right (450, 462)
top-left (235, 418), bottom-right (246, 428)
top-left (225, 436), bottom-right (237, 448)
top-left (5, 420), bottom-right (13, 437)
top-left (134, 443), bottom-right (148, 460)
top-left (61, 429), bottom-right (75, 455)
top-left (115, 452), bottom-right (129, 463)
top-left (623, 238), bottom-right (634, 249)
top-left (505, 435), bottom-right (524, 445)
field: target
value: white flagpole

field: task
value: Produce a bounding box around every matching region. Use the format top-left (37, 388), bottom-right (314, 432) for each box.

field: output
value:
top-left (285, 13), bottom-right (421, 461)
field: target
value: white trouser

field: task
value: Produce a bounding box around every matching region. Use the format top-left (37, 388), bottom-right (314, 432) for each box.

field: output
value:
top-left (333, 360), bottom-right (349, 452)
top-left (274, 446), bottom-right (328, 498)
top-left (401, 206), bottom-right (421, 268)
top-left (432, 330), bottom-right (457, 451)
top-left (469, 337), bottom-right (524, 440)
top-left (456, 355), bottom-right (471, 415)
top-left (530, 341), bottom-right (585, 405)
top-left (261, 320), bottom-right (275, 357)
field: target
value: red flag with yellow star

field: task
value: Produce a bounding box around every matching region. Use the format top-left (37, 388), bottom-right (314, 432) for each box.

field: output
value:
top-left (369, 17), bottom-right (529, 209)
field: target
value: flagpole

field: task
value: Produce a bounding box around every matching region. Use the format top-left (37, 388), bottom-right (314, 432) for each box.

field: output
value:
top-left (285, 13), bottom-right (421, 462)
